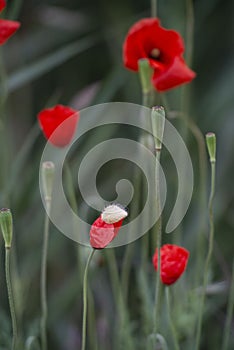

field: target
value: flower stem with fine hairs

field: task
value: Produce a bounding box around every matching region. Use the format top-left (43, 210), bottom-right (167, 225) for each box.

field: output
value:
top-left (5, 247), bottom-right (18, 350)
top-left (153, 149), bottom-right (162, 337)
top-left (195, 135), bottom-right (216, 350)
top-left (221, 258), bottom-right (234, 350)
top-left (151, 0), bottom-right (157, 18)
top-left (81, 249), bottom-right (95, 350)
top-left (165, 288), bottom-right (180, 350)
top-left (40, 202), bottom-right (50, 350)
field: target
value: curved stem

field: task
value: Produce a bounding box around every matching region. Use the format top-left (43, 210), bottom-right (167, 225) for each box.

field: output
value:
top-left (166, 288), bottom-right (180, 350)
top-left (153, 150), bottom-right (162, 335)
top-left (221, 258), bottom-right (234, 350)
top-left (5, 247), bottom-right (18, 350)
top-left (195, 160), bottom-right (216, 350)
top-left (40, 202), bottom-right (51, 350)
top-left (81, 249), bottom-right (95, 350)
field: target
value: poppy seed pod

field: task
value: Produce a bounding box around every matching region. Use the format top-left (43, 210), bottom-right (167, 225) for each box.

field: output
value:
top-left (0, 208), bottom-right (13, 248)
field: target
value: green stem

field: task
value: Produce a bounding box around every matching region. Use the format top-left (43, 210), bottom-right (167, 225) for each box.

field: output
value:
top-left (151, 0), bottom-right (157, 18)
top-left (195, 160), bottom-right (216, 350)
top-left (221, 258), bottom-right (234, 350)
top-left (40, 202), bottom-right (51, 350)
top-left (166, 288), bottom-right (180, 350)
top-left (5, 247), bottom-right (18, 350)
top-left (81, 249), bottom-right (95, 350)
top-left (105, 249), bottom-right (134, 350)
top-left (153, 150), bottom-right (162, 336)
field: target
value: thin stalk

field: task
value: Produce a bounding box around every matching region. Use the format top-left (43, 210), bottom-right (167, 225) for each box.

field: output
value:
top-left (195, 160), bottom-right (216, 350)
top-left (105, 249), bottom-right (134, 350)
top-left (151, 0), bottom-right (157, 18)
top-left (221, 258), bottom-right (234, 350)
top-left (165, 288), bottom-right (180, 350)
top-left (81, 249), bottom-right (95, 350)
top-left (40, 201), bottom-right (51, 350)
top-left (153, 150), bottom-right (162, 336)
top-left (5, 247), bottom-right (18, 350)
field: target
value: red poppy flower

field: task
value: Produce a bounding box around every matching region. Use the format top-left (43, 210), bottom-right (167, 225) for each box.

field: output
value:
top-left (123, 18), bottom-right (196, 92)
top-left (152, 244), bottom-right (189, 285)
top-left (0, 0), bottom-right (6, 12)
top-left (37, 104), bottom-right (79, 147)
top-left (0, 19), bottom-right (20, 45)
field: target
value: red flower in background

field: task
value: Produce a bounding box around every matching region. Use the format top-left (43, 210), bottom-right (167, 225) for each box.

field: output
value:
top-left (152, 244), bottom-right (189, 285)
top-left (90, 205), bottom-right (128, 249)
top-left (123, 18), bottom-right (196, 91)
top-left (0, 0), bottom-right (6, 12)
top-left (38, 104), bottom-right (79, 147)
top-left (0, 2), bottom-right (20, 45)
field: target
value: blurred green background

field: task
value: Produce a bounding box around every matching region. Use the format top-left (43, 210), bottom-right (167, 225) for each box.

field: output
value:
top-left (0, 0), bottom-right (233, 349)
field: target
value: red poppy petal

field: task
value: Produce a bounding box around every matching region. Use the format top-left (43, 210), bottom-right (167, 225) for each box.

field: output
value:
top-left (152, 57), bottom-right (196, 91)
top-left (37, 104), bottom-right (79, 147)
top-left (152, 244), bottom-right (189, 285)
top-left (0, 19), bottom-right (20, 45)
top-left (0, 0), bottom-right (6, 12)
top-left (90, 217), bottom-right (115, 249)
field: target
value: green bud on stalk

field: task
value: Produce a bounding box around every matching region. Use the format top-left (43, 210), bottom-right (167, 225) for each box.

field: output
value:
top-left (206, 132), bottom-right (216, 163)
top-left (151, 106), bottom-right (166, 151)
top-left (138, 58), bottom-right (153, 94)
top-left (41, 161), bottom-right (55, 202)
top-left (0, 208), bottom-right (13, 249)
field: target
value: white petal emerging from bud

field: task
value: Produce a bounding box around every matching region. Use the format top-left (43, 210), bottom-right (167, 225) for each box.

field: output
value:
top-left (101, 204), bottom-right (128, 224)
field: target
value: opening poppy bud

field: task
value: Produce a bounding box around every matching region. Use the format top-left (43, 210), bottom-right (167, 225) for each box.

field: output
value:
top-left (101, 204), bottom-right (128, 224)
top-left (41, 161), bottom-right (55, 202)
top-left (138, 58), bottom-right (153, 94)
top-left (0, 208), bottom-right (13, 249)
top-left (151, 106), bottom-right (166, 150)
top-left (206, 132), bottom-right (216, 163)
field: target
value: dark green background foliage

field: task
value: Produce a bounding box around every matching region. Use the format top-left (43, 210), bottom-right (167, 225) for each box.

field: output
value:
top-left (0, 0), bottom-right (233, 349)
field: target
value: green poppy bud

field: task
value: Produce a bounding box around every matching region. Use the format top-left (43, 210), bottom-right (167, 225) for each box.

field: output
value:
top-left (206, 132), bottom-right (216, 163)
top-left (0, 208), bottom-right (13, 249)
top-left (41, 161), bottom-right (55, 202)
top-left (151, 106), bottom-right (166, 150)
top-left (138, 58), bottom-right (153, 95)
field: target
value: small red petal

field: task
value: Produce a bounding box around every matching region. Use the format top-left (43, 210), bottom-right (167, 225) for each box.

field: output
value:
top-left (37, 104), bottom-right (79, 147)
top-left (0, 0), bottom-right (6, 12)
top-left (90, 217), bottom-right (115, 249)
top-left (152, 244), bottom-right (189, 285)
top-left (152, 57), bottom-right (196, 91)
top-left (90, 217), bottom-right (124, 249)
top-left (0, 19), bottom-right (20, 45)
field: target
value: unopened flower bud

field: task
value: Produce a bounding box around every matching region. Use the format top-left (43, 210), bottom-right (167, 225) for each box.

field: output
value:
top-left (151, 106), bottom-right (165, 150)
top-left (41, 161), bottom-right (55, 202)
top-left (138, 58), bottom-right (153, 95)
top-left (0, 208), bottom-right (13, 249)
top-left (101, 204), bottom-right (128, 224)
top-left (206, 132), bottom-right (216, 163)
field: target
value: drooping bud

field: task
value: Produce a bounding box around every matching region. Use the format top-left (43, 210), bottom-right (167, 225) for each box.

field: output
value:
top-left (0, 208), bottom-right (13, 248)
top-left (151, 106), bottom-right (166, 151)
top-left (138, 58), bottom-right (153, 95)
top-left (101, 204), bottom-right (128, 224)
top-left (206, 132), bottom-right (216, 163)
top-left (41, 161), bottom-right (55, 202)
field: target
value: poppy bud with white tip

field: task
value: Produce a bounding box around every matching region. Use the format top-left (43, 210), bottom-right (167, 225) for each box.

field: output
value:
top-left (101, 204), bottom-right (128, 224)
